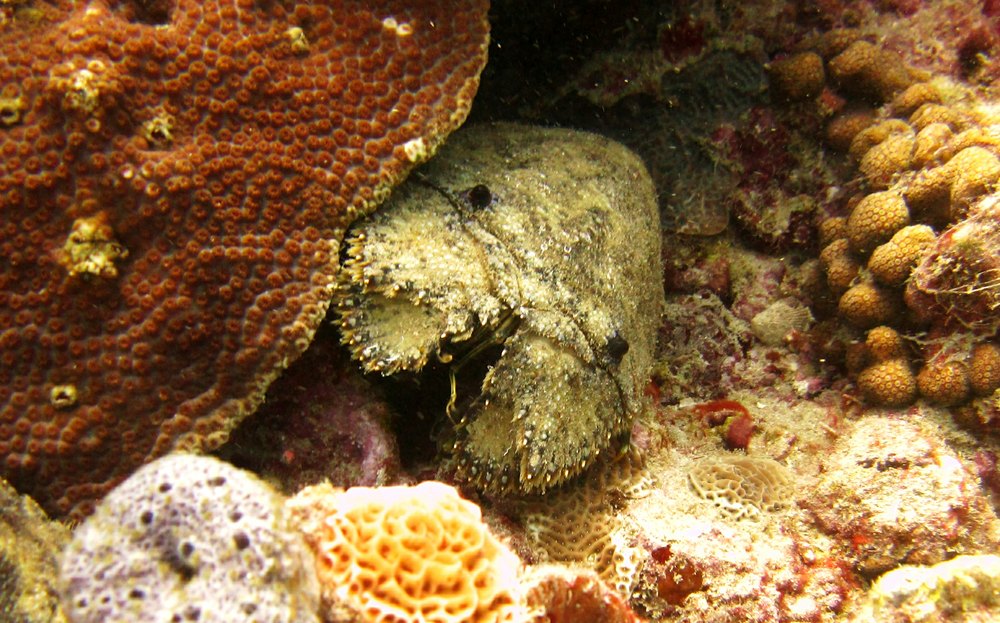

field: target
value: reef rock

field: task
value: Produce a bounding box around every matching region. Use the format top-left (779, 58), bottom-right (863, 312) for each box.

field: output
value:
top-left (335, 122), bottom-right (663, 495)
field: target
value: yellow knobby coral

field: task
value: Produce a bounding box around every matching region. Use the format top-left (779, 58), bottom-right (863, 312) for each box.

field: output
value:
top-left (969, 343), bottom-right (1000, 397)
top-left (917, 359), bottom-right (971, 406)
top-left (868, 224), bottom-right (936, 287)
top-left (838, 281), bottom-right (900, 329)
top-left (846, 191), bottom-right (910, 256)
top-left (865, 325), bottom-right (909, 362)
top-left (857, 358), bottom-right (918, 407)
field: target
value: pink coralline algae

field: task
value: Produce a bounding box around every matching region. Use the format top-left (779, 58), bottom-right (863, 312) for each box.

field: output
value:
top-left (718, 107), bottom-right (840, 255)
top-left (217, 327), bottom-right (400, 494)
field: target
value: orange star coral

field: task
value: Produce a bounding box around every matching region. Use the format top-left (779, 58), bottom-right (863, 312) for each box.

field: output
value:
top-left (0, 0), bottom-right (489, 518)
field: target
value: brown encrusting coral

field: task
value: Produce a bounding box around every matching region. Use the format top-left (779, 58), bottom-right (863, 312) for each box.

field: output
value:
top-left (0, 0), bottom-right (489, 518)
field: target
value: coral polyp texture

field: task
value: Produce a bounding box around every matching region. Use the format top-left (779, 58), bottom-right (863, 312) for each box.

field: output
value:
top-left (285, 480), bottom-right (522, 623)
top-left (0, 0), bottom-right (489, 518)
top-left (802, 27), bottom-right (1000, 410)
top-left (58, 453), bottom-right (319, 623)
top-left (334, 123), bottom-right (663, 495)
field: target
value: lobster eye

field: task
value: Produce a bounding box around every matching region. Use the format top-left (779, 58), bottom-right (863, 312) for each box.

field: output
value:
top-left (464, 184), bottom-right (493, 210)
top-left (606, 331), bottom-right (629, 364)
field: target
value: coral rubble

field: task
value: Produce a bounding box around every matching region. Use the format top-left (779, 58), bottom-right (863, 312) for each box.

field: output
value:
top-left (521, 566), bottom-right (644, 623)
top-left (852, 554), bottom-right (1000, 623)
top-left (0, 0), bottom-right (489, 519)
top-left (802, 415), bottom-right (1000, 578)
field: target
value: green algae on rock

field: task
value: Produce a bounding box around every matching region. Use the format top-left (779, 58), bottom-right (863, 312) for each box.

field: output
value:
top-left (855, 555), bottom-right (1000, 622)
top-left (335, 122), bottom-right (663, 495)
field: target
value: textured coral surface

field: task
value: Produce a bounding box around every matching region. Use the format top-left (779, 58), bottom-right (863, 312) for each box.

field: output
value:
top-left (12, 0), bottom-right (1000, 622)
top-left (286, 480), bottom-right (522, 623)
top-left (0, 0), bottom-right (488, 518)
top-left (59, 453), bottom-right (318, 623)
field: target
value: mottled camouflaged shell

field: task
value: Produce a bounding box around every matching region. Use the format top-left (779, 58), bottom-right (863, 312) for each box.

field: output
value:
top-left (335, 123), bottom-right (663, 494)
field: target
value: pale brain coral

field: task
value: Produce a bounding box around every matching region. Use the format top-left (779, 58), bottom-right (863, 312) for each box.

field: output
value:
top-left (285, 481), bottom-right (522, 623)
top-left (58, 454), bottom-right (318, 623)
top-left (687, 455), bottom-right (794, 521)
top-left (0, 0), bottom-right (489, 519)
top-left (335, 122), bottom-right (663, 495)
top-left (507, 448), bottom-right (652, 598)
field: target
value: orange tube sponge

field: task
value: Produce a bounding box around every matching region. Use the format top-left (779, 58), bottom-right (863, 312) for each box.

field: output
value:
top-left (286, 481), bottom-right (522, 623)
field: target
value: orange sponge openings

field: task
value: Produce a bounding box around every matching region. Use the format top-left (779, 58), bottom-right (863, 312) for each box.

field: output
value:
top-left (286, 481), bottom-right (522, 623)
